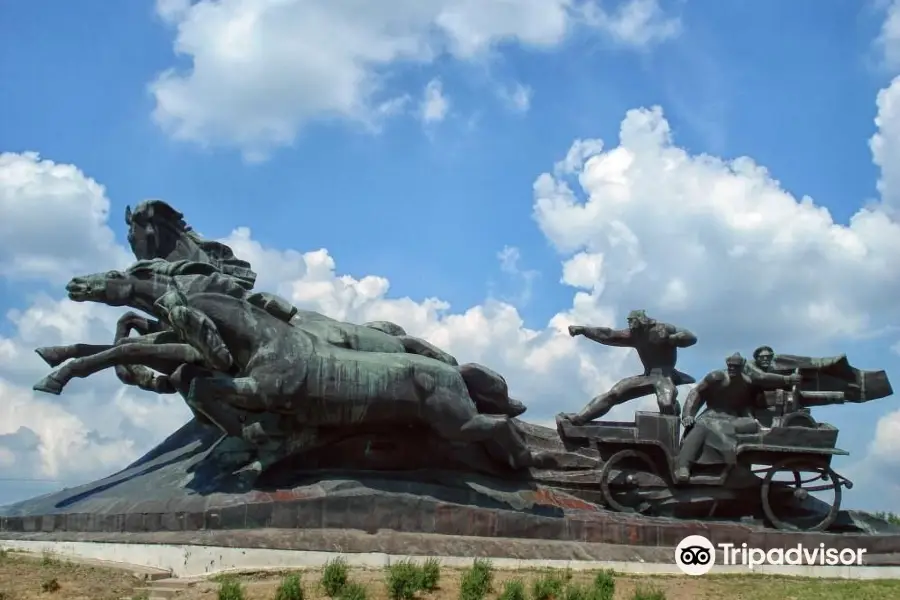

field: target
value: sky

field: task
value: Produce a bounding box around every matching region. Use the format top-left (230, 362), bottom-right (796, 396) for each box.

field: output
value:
top-left (3, 0), bottom-right (900, 512)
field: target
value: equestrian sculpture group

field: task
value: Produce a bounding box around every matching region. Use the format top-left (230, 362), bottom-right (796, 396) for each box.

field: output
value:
top-left (30, 199), bottom-right (895, 530)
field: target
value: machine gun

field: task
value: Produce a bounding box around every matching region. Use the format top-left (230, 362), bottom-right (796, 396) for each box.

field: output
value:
top-left (768, 369), bottom-right (819, 427)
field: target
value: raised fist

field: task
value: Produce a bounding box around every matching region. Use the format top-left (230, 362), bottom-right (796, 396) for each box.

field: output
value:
top-left (568, 325), bottom-right (585, 337)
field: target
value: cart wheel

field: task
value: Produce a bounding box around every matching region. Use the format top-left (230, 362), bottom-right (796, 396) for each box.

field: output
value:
top-left (761, 458), bottom-right (842, 532)
top-left (600, 449), bottom-right (659, 514)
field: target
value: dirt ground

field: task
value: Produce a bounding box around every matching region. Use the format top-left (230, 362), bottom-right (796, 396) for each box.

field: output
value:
top-left (0, 551), bottom-right (143, 600)
top-left (1, 550), bottom-right (899, 600)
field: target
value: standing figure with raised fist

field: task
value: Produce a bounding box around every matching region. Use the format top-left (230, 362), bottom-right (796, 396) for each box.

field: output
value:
top-left (558, 309), bottom-right (697, 426)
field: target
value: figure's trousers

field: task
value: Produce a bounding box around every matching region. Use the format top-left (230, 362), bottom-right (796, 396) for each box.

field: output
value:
top-left (575, 374), bottom-right (678, 422)
top-left (675, 424), bottom-right (708, 471)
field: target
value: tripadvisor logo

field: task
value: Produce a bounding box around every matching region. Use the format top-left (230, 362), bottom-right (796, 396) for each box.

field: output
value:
top-left (675, 535), bottom-right (716, 576)
top-left (675, 535), bottom-right (866, 575)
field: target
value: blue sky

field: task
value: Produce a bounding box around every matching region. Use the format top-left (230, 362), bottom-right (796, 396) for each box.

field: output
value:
top-left (3, 0), bottom-right (900, 511)
top-left (1, 0), bottom-right (886, 313)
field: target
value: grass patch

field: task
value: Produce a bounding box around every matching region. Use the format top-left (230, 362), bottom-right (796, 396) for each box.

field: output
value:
top-left (217, 577), bottom-right (245, 600)
top-left (873, 511), bottom-right (900, 525)
top-left (590, 569), bottom-right (615, 600)
top-left (497, 579), bottom-right (526, 600)
top-left (562, 583), bottom-right (590, 600)
top-left (340, 581), bottom-right (368, 600)
top-left (530, 570), bottom-right (569, 600)
top-left (695, 573), bottom-right (900, 600)
top-left (385, 560), bottom-right (422, 600)
top-left (420, 557), bottom-right (441, 592)
top-left (630, 586), bottom-right (665, 600)
top-left (40, 577), bottom-right (60, 593)
top-left (459, 558), bottom-right (493, 600)
top-left (275, 573), bottom-right (304, 600)
top-left (322, 556), bottom-right (350, 597)
top-left (4, 550), bottom-right (900, 600)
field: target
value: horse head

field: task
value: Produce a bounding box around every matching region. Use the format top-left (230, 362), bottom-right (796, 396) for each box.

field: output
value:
top-left (125, 200), bottom-right (178, 262)
top-left (66, 263), bottom-right (181, 313)
top-left (125, 199), bottom-right (257, 289)
top-left (66, 269), bottom-right (137, 307)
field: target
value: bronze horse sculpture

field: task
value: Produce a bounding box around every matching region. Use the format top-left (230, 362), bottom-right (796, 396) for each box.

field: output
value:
top-left (87, 199), bottom-right (256, 393)
top-left (46, 200), bottom-right (478, 396)
top-left (34, 265), bottom-right (542, 475)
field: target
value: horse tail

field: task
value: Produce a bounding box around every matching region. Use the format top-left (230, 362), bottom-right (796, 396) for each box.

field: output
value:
top-left (458, 363), bottom-right (527, 417)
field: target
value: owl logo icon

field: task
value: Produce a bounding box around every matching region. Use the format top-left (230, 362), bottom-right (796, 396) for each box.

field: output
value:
top-left (675, 535), bottom-right (715, 575)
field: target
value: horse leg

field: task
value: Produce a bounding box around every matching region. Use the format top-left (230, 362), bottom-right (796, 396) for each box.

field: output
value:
top-left (113, 313), bottom-right (169, 389)
top-left (35, 343), bottom-right (113, 368)
top-left (164, 364), bottom-right (252, 438)
top-left (34, 313), bottom-right (165, 367)
top-left (113, 330), bottom-right (182, 394)
top-left (114, 312), bottom-right (164, 340)
top-left (33, 343), bottom-right (204, 395)
top-left (115, 361), bottom-right (178, 394)
top-left (174, 368), bottom-right (296, 477)
top-left (415, 369), bottom-right (536, 470)
top-left (36, 334), bottom-right (182, 395)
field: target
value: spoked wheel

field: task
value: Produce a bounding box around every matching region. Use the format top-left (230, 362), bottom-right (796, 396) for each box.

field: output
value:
top-left (760, 458), bottom-right (845, 531)
top-left (600, 449), bottom-right (659, 514)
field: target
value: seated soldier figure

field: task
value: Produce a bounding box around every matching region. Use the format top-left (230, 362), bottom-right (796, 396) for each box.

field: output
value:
top-left (749, 345), bottom-right (775, 374)
top-left (674, 353), bottom-right (801, 482)
top-left (745, 345), bottom-right (778, 422)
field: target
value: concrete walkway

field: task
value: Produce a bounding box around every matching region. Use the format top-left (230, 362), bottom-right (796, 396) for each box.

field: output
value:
top-left (3, 538), bottom-right (900, 580)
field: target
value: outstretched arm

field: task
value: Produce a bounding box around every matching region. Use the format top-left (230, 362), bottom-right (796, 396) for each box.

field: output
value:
top-left (746, 365), bottom-right (800, 390)
top-left (575, 326), bottom-right (634, 347)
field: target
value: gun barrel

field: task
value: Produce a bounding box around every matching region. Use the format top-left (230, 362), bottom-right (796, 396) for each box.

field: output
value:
top-left (797, 391), bottom-right (849, 407)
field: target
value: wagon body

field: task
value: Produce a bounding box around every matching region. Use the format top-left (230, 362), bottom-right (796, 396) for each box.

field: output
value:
top-left (559, 410), bottom-right (851, 531)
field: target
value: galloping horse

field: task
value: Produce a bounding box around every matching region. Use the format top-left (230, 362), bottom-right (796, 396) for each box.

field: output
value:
top-left (81, 199), bottom-right (259, 392)
top-left (34, 259), bottom-right (268, 396)
top-left (37, 260), bottom-right (523, 415)
top-left (33, 270), bottom-right (540, 471)
top-left (36, 265), bottom-right (526, 413)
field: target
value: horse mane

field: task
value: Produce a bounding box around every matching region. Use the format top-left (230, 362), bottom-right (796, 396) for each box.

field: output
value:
top-left (126, 259), bottom-right (220, 279)
top-left (126, 259), bottom-right (254, 305)
top-left (128, 199), bottom-right (258, 289)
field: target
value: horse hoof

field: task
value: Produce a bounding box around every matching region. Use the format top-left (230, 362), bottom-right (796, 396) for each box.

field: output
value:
top-left (34, 347), bottom-right (65, 368)
top-left (33, 375), bottom-right (64, 395)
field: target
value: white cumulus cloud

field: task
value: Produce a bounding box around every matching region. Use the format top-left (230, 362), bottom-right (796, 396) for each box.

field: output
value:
top-left (420, 79), bottom-right (450, 123)
top-left (148, 0), bottom-right (680, 157)
top-left (0, 152), bottom-right (131, 283)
